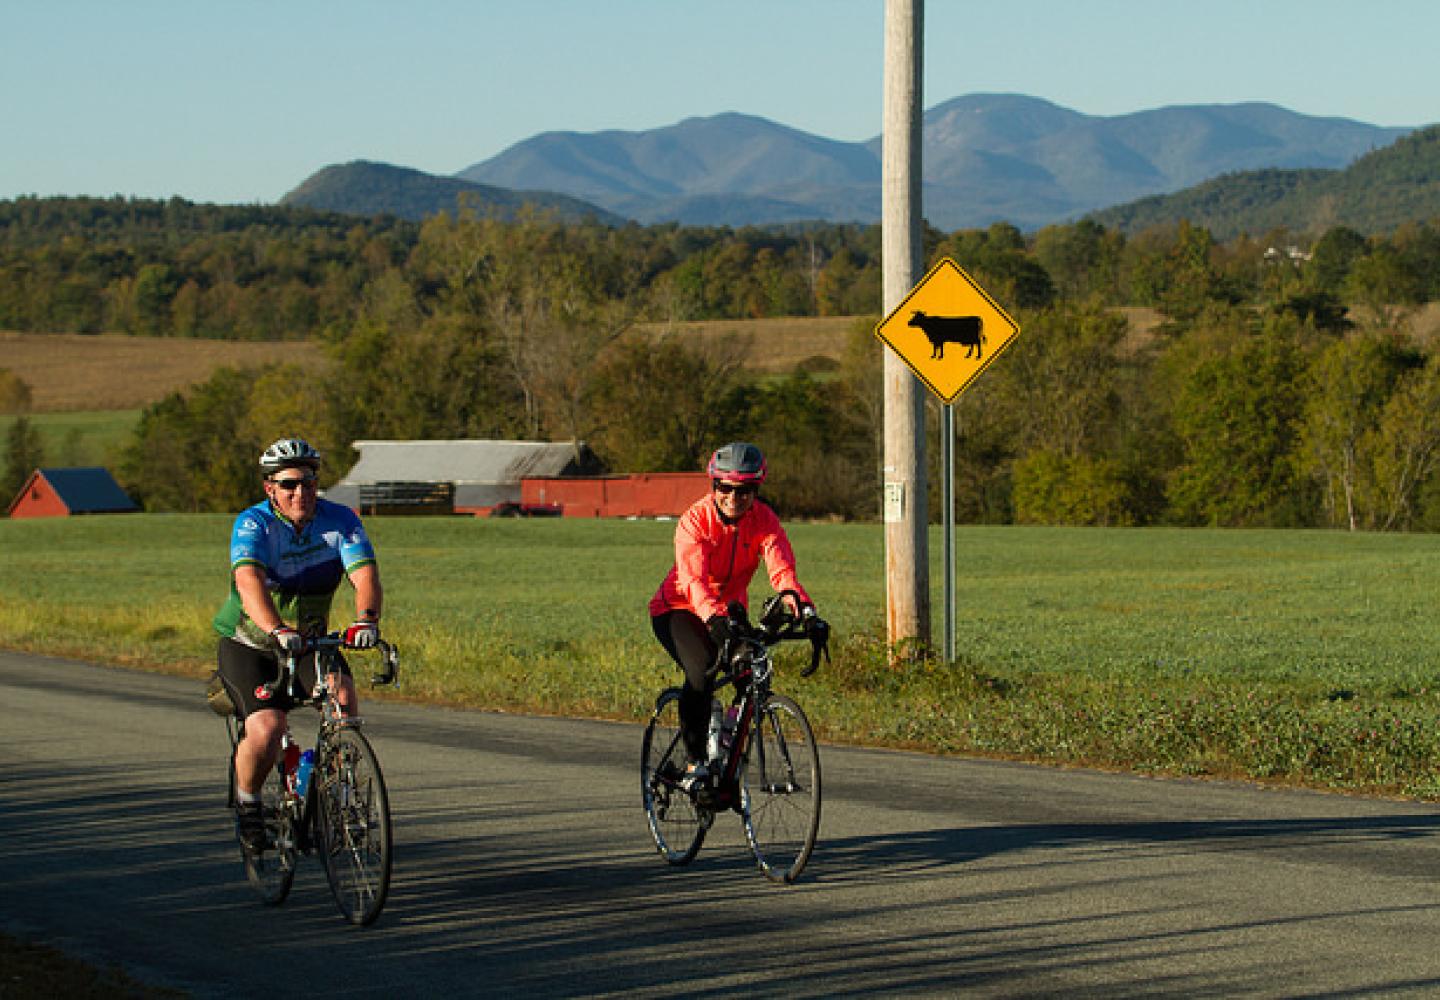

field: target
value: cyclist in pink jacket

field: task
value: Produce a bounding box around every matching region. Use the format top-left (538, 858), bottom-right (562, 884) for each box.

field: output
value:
top-left (649, 442), bottom-right (819, 787)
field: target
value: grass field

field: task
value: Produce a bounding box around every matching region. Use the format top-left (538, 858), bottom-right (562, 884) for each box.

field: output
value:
top-left (0, 409), bottom-right (141, 468)
top-left (4, 515), bottom-right (1440, 797)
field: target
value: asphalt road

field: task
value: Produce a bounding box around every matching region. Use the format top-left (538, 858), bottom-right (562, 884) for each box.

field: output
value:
top-left (4, 648), bottom-right (1440, 998)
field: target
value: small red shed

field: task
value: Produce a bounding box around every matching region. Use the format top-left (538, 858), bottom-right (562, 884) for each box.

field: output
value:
top-left (7, 467), bottom-right (140, 519)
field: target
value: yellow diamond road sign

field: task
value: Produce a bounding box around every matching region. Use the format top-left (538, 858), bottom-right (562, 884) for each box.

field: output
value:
top-left (875, 257), bottom-right (1021, 404)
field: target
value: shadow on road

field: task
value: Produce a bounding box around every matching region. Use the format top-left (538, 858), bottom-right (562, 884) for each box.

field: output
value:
top-left (8, 752), bottom-right (1440, 997)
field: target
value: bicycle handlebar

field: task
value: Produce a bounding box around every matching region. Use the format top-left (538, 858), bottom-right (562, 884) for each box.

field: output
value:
top-left (261, 632), bottom-right (401, 702)
top-left (718, 590), bottom-right (831, 678)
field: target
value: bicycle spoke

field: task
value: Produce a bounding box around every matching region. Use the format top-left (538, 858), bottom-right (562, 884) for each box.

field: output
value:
top-left (741, 694), bottom-right (821, 883)
top-left (642, 689), bottom-right (709, 864)
top-left (239, 756), bottom-right (298, 906)
top-left (315, 728), bottom-right (392, 925)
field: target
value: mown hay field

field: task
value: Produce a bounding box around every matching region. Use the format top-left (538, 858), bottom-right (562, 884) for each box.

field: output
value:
top-left (0, 331), bottom-right (327, 413)
top-left (2, 318), bottom-right (863, 417)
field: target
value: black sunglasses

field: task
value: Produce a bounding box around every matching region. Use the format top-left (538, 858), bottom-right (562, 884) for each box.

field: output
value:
top-left (713, 481), bottom-right (757, 496)
top-left (270, 475), bottom-right (317, 491)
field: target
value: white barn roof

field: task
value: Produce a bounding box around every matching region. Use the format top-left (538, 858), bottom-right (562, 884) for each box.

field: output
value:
top-left (327, 440), bottom-right (601, 510)
top-left (340, 440), bottom-right (596, 484)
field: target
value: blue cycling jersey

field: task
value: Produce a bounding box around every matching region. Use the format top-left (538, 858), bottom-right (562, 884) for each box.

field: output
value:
top-left (213, 497), bottom-right (377, 649)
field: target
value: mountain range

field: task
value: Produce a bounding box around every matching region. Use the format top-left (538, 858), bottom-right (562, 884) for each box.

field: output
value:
top-left (280, 93), bottom-right (1415, 232)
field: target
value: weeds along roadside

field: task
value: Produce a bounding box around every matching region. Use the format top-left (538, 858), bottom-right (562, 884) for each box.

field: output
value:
top-left (3, 515), bottom-right (1440, 798)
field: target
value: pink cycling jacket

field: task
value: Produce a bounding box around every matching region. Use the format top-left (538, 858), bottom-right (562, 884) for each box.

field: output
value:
top-left (648, 494), bottom-right (810, 622)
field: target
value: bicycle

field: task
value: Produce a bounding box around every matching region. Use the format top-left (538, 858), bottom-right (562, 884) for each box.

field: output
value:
top-left (220, 632), bottom-right (399, 926)
top-left (641, 592), bottom-right (830, 883)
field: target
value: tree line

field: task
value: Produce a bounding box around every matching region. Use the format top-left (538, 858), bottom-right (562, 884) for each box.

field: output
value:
top-left (7, 197), bottom-right (1440, 528)
top-left (10, 195), bottom-right (1439, 338)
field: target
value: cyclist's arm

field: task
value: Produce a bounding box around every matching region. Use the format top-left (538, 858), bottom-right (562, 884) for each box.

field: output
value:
top-left (347, 562), bottom-right (383, 622)
top-left (234, 563), bottom-right (287, 635)
top-left (674, 517), bottom-right (727, 622)
top-left (759, 524), bottom-right (811, 613)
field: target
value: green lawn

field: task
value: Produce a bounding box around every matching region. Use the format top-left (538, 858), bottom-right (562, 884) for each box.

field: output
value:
top-left (3, 514), bottom-right (1440, 795)
top-left (0, 410), bottom-right (141, 469)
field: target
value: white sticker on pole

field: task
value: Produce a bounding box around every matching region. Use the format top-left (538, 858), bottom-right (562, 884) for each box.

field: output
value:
top-left (883, 482), bottom-right (905, 523)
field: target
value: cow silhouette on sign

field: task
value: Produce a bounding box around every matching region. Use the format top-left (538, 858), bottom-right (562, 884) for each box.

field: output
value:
top-left (908, 310), bottom-right (986, 360)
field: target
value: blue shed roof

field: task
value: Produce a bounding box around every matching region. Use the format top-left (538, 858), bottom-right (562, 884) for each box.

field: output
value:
top-left (39, 467), bottom-right (139, 513)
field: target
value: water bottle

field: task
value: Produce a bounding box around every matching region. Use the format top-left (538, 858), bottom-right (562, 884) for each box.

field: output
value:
top-left (719, 706), bottom-right (739, 754)
top-left (295, 749), bottom-right (315, 798)
top-left (706, 701), bottom-right (724, 762)
top-left (281, 734), bottom-right (299, 793)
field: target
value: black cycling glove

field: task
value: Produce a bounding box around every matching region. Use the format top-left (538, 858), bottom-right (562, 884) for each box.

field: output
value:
top-left (707, 613), bottom-right (736, 648)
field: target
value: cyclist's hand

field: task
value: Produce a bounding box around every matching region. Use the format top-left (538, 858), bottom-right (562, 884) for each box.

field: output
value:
top-left (707, 613), bottom-right (737, 648)
top-left (270, 625), bottom-right (304, 655)
top-left (805, 613), bottom-right (831, 644)
top-left (343, 618), bottom-right (380, 649)
top-left (801, 612), bottom-right (831, 677)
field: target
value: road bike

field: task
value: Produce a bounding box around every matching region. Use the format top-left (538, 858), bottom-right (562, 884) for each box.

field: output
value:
top-left (220, 633), bottom-right (399, 926)
top-left (642, 592), bottom-right (829, 883)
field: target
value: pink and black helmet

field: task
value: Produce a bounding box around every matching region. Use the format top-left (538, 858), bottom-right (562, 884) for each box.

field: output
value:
top-left (707, 442), bottom-right (767, 485)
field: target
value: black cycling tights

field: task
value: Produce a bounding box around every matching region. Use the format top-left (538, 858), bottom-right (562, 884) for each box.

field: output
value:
top-left (651, 610), bottom-right (717, 761)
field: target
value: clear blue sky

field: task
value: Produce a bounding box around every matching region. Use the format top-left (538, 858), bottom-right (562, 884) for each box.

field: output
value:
top-left (4, 1), bottom-right (1436, 205)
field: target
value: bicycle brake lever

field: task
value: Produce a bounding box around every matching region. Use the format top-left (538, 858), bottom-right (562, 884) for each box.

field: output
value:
top-left (800, 620), bottom-right (831, 677)
top-left (371, 641), bottom-right (399, 687)
top-left (260, 650), bottom-right (301, 700)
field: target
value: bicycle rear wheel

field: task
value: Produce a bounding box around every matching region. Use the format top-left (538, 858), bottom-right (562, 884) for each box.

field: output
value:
top-left (232, 746), bottom-right (298, 905)
top-left (741, 693), bottom-right (821, 883)
top-left (641, 688), bottom-right (710, 864)
top-left (314, 726), bottom-right (392, 926)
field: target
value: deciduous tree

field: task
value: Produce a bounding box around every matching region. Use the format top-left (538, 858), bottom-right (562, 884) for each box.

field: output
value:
top-left (2, 415), bottom-right (44, 504)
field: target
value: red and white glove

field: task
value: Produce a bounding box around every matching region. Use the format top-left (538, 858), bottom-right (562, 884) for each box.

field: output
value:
top-left (270, 625), bottom-right (304, 655)
top-left (343, 618), bottom-right (380, 649)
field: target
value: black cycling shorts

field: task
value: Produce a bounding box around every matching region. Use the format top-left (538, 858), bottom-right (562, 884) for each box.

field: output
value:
top-left (216, 636), bottom-right (350, 719)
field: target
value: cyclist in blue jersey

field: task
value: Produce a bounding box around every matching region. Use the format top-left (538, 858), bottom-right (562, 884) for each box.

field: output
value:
top-left (214, 437), bottom-right (385, 853)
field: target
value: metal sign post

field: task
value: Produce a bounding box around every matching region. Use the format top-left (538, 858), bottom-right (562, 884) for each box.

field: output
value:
top-left (942, 403), bottom-right (955, 662)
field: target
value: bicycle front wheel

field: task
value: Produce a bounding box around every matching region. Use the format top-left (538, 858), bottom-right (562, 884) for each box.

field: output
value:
top-left (741, 693), bottom-right (821, 883)
top-left (641, 688), bottom-right (710, 865)
top-left (233, 748), bottom-right (297, 905)
top-left (314, 726), bottom-right (392, 925)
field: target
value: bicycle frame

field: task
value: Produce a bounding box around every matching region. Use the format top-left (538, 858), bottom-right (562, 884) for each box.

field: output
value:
top-left (227, 634), bottom-right (397, 791)
top-left (642, 592), bottom-right (828, 881)
top-left (700, 637), bottom-right (774, 809)
top-left (225, 632), bottom-right (399, 924)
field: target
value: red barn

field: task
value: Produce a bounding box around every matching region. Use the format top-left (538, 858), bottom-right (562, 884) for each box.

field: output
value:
top-left (6, 467), bottom-right (140, 519)
top-left (521, 473), bottom-right (710, 518)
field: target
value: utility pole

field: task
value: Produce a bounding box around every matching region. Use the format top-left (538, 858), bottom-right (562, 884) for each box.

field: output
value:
top-left (881, 0), bottom-right (929, 652)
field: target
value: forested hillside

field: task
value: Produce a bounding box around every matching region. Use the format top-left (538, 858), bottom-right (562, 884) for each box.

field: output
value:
top-left (281, 161), bottom-right (623, 225)
top-left (1091, 124), bottom-right (1440, 239)
top-left (6, 195), bottom-right (1440, 531)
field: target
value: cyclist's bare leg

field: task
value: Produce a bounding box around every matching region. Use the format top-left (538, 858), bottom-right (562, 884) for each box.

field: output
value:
top-left (327, 673), bottom-right (359, 717)
top-left (235, 707), bottom-right (285, 795)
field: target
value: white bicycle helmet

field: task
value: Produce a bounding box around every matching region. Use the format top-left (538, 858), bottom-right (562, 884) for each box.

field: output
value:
top-left (259, 437), bottom-right (321, 473)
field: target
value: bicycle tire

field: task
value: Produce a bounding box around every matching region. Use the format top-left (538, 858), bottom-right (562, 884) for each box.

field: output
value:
top-left (233, 745), bottom-right (298, 905)
top-left (314, 726), bottom-right (393, 926)
top-left (741, 693), bottom-right (822, 883)
top-left (641, 688), bottom-right (710, 865)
